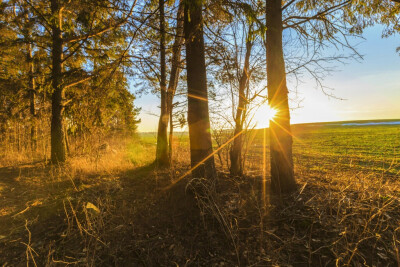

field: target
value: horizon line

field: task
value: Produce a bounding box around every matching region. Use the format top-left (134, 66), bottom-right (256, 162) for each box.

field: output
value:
top-left (137, 117), bottom-right (400, 133)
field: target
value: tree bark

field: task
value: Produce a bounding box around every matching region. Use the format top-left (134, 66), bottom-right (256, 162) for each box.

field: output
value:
top-left (156, 0), bottom-right (169, 167)
top-left (265, 0), bottom-right (297, 194)
top-left (184, 0), bottom-right (216, 179)
top-left (50, 0), bottom-right (66, 163)
top-left (230, 40), bottom-right (253, 176)
top-left (167, 0), bottom-right (184, 162)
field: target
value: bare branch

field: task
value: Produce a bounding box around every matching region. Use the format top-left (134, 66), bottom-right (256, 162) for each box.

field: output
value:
top-left (282, 0), bottom-right (297, 11)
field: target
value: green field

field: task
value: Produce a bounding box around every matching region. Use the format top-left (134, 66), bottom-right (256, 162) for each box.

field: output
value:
top-left (292, 123), bottom-right (400, 175)
top-left (158, 120), bottom-right (400, 178)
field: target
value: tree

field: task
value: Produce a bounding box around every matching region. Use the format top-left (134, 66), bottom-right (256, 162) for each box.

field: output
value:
top-left (265, 0), bottom-right (297, 194)
top-left (25, 16), bottom-right (37, 150)
top-left (30, 0), bottom-right (136, 163)
top-left (49, 0), bottom-right (66, 163)
top-left (230, 38), bottom-right (253, 176)
top-left (156, 0), bottom-right (169, 167)
top-left (132, 0), bottom-right (184, 166)
top-left (9, 2), bottom-right (40, 150)
top-left (197, 0), bottom-right (268, 176)
top-left (184, 0), bottom-right (216, 179)
top-left (0, 0), bottom-right (140, 161)
top-left (166, 0), bottom-right (184, 162)
top-left (263, 0), bottom-right (365, 195)
top-left (0, 1), bottom-right (46, 154)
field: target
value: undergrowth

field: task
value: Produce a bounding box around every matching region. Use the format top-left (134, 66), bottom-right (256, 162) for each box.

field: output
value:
top-left (0, 131), bottom-right (399, 266)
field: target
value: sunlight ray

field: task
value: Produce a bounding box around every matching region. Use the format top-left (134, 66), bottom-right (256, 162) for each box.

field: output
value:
top-left (270, 117), bottom-right (303, 144)
top-left (187, 93), bottom-right (208, 102)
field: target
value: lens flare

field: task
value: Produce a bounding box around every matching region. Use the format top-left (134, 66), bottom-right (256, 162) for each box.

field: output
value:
top-left (254, 105), bottom-right (278, 128)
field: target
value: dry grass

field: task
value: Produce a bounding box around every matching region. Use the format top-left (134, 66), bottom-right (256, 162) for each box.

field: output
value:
top-left (0, 127), bottom-right (399, 266)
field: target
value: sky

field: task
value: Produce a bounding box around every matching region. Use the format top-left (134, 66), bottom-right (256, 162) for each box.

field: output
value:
top-left (133, 25), bottom-right (400, 132)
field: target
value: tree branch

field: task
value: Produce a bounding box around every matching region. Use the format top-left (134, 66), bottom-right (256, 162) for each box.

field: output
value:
top-left (63, 0), bottom-right (137, 44)
top-left (282, 0), bottom-right (297, 11)
top-left (283, 1), bottom-right (351, 29)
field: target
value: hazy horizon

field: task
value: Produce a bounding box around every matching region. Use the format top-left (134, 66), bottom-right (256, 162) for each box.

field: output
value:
top-left (136, 117), bottom-right (400, 134)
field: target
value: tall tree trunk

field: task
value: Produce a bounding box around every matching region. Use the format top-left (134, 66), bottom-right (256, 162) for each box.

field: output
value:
top-left (23, 11), bottom-right (37, 151)
top-left (184, 0), bottom-right (216, 179)
top-left (27, 41), bottom-right (36, 151)
top-left (167, 0), bottom-right (184, 162)
top-left (156, 0), bottom-right (169, 167)
top-left (230, 40), bottom-right (253, 176)
top-left (50, 0), bottom-right (66, 163)
top-left (265, 0), bottom-right (297, 194)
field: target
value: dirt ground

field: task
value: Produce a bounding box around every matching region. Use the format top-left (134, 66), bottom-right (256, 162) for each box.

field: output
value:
top-left (0, 156), bottom-right (399, 266)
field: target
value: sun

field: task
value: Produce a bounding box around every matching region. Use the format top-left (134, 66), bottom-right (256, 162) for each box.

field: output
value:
top-left (253, 104), bottom-right (278, 129)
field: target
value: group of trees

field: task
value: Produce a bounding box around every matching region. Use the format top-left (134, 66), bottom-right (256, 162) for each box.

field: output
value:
top-left (1, 0), bottom-right (399, 195)
top-left (150, 0), bottom-right (399, 196)
top-left (1, 0), bottom-right (141, 161)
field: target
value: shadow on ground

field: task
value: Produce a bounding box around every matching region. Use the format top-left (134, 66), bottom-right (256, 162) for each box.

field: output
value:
top-left (1, 161), bottom-right (399, 266)
top-left (0, 161), bottom-right (208, 266)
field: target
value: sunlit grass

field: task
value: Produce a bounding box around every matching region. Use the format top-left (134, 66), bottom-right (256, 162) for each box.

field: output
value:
top-left (127, 140), bottom-right (155, 166)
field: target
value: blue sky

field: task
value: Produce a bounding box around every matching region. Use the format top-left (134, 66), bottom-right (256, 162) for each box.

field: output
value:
top-left (134, 25), bottom-right (400, 132)
top-left (289, 25), bottom-right (400, 124)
